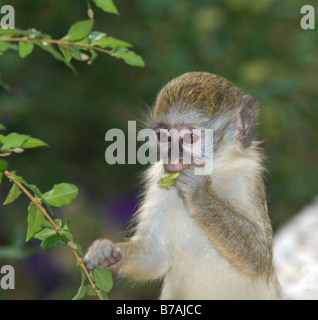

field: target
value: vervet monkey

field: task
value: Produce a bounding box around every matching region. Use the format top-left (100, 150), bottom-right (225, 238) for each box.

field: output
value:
top-left (85, 72), bottom-right (282, 299)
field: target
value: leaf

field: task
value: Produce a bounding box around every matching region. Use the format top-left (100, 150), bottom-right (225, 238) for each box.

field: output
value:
top-left (85, 284), bottom-right (96, 296)
top-left (88, 50), bottom-right (98, 65)
top-left (24, 182), bottom-right (54, 216)
top-left (27, 184), bottom-right (43, 198)
top-left (43, 183), bottom-right (78, 207)
top-left (99, 291), bottom-right (109, 300)
top-left (18, 42), bottom-right (34, 58)
top-left (72, 283), bottom-right (87, 300)
top-left (157, 172), bottom-right (180, 188)
top-left (63, 20), bottom-right (94, 42)
top-left (34, 40), bottom-right (64, 61)
top-left (26, 204), bottom-right (46, 242)
top-left (88, 31), bottom-right (107, 44)
top-left (98, 291), bottom-right (109, 300)
top-left (92, 0), bottom-right (119, 15)
top-left (113, 48), bottom-right (145, 67)
top-left (33, 228), bottom-right (56, 241)
top-left (6, 171), bottom-right (23, 183)
top-left (22, 137), bottom-right (48, 149)
top-left (54, 219), bottom-right (62, 228)
top-left (33, 40), bottom-right (76, 74)
top-left (0, 160), bottom-right (7, 185)
top-left (61, 230), bottom-right (74, 243)
top-left (0, 159), bottom-right (8, 171)
top-left (1, 133), bottom-right (30, 150)
top-left (93, 36), bottom-right (132, 49)
top-left (65, 45), bottom-right (82, 60)
top-left (65, 218), bottom-right (72, 228)
top-left (0, 42), bottom-right (18, 52)
top-left (0, 28), bottom-right (30, 37)
top-left (72, 269), bottom-right (87, 300)
top-left (89, 268), bottom-right (113, 293)
top-left (0, 124), bottom-right (6, 130)
top-left (26, 28), bottom-right (43, 39)
top-left (3, 183), bottom-right (22, 205)
top-left (58, 45), bottom-right (72, 63)
top-left (40, 233), bottom-right (61, 249)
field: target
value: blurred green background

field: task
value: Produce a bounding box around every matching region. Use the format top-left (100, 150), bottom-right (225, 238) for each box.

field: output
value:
top-left (0, 0), bottom-right (317, 299)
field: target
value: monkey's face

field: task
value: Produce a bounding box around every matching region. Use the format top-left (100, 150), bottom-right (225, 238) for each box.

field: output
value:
top-left (150, 72), bottom-right (258, 173)
top-left (151, 72), bottom-right (242, 174)
top-left (155, 125), bottom-right (206, 172)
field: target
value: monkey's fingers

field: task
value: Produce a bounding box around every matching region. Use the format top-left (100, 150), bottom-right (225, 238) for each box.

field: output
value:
top-left (84, 239), bottom-right (122, 271)
top-left (108, 261), bottom-right (121, 273)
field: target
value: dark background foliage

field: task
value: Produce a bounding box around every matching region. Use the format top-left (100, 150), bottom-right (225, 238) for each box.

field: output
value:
top-left (0, 0), bottom-right (317, 299)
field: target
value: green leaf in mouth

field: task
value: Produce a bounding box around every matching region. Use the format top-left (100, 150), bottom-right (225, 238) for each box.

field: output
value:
top-left (157, 172), bottom-right (180, 188)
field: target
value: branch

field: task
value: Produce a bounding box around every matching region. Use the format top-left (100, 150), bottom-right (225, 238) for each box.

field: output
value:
top-left (0, 36), bottom-right (114, 56)
top-left (3, 170), bottom-right (102, 300)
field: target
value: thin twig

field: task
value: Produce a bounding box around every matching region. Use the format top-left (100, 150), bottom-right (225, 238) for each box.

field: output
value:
top-left (0, 36), bottom-right (114, 55)
top-left (3, 170), bottom-right (103, 300)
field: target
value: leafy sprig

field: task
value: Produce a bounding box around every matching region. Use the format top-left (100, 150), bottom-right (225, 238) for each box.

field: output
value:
top-left (0, 0), bottom-right (131, 299)
top-left (0, 0), bottom-right (144, 83)
top-left (0, 124), bottom-right (113, 300)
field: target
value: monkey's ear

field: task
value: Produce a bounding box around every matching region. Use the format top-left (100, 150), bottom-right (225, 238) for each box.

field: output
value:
top-left (236, 95), bottom-right (257, 148)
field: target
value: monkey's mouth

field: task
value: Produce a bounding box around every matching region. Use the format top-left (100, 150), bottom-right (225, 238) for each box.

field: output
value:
top-left (164, 157), bottom-right (205, 172)
top-left (164, 159), bottom-right (190, 172)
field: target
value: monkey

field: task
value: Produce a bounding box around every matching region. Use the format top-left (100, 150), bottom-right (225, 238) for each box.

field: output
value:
top-left (84, 72), bottom-right (282, 300)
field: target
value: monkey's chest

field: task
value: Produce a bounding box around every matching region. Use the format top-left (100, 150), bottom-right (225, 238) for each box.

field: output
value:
top-left (160, 201), bottom-right (219, 259)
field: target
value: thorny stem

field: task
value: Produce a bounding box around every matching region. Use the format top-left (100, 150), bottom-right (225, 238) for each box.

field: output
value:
top-left (0, 36), bottom-right (114, 56)
top-left (3, 170), bottom-right (103, 300)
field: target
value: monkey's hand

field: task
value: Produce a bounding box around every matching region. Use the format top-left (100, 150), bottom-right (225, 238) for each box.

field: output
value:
top-left (175, 166), bottom-right (212, 200)
top-left (84, 239), bottom-right (122, 273)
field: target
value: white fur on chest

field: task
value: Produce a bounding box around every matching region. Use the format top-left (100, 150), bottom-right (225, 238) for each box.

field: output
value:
top-left (132, 160), bottom-right (276, 299)
top-left (135, 163), bottom-right (218, 258)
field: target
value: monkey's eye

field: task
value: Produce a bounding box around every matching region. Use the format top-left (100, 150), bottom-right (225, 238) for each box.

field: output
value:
top-left (157, 131), bottom-right (171, 143)
top-left (183, 133), bottom-right (200, 144)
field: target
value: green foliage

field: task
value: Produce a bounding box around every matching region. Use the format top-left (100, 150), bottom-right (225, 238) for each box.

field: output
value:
top-left (26, 205), bottom-right (46, 242)
top-left (92, 0), bottom-right (119, 15)
top-left (0, 126), bottom-right (113, 300)
top-left (42, 183), bottom-right (78, 207)
top-left (1, 133), bottom-right (30, 150)
top-left (63, 20), bottom-right (94, 42)
top-left (18, 42), bottom-right (34, 58)
top-left (90, 268), bottom-right (113, 292)
top-left (0, 0), bottom-right (144, 86)
top-left (72, 267), bottom-right (112, 300)
top-left (0, 131), bottom-right (47, 154)
top-left (3, 183), bottom-right (22, 205)
top-left (0, 0), bottom-right (149, 300)
top-left (157, 172), bottom-right (180, 188)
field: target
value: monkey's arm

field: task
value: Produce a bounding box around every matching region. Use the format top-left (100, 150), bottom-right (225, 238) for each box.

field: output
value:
top-left (85, 237), bottom-right (170, 281)
top-left (117, 238), bottom-right (170, 280)
top-left (176, 167), bottom-right (273, 277)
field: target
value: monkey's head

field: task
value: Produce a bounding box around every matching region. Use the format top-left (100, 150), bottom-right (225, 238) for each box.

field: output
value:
top-left (150, 72), bottom-right (258, 173)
